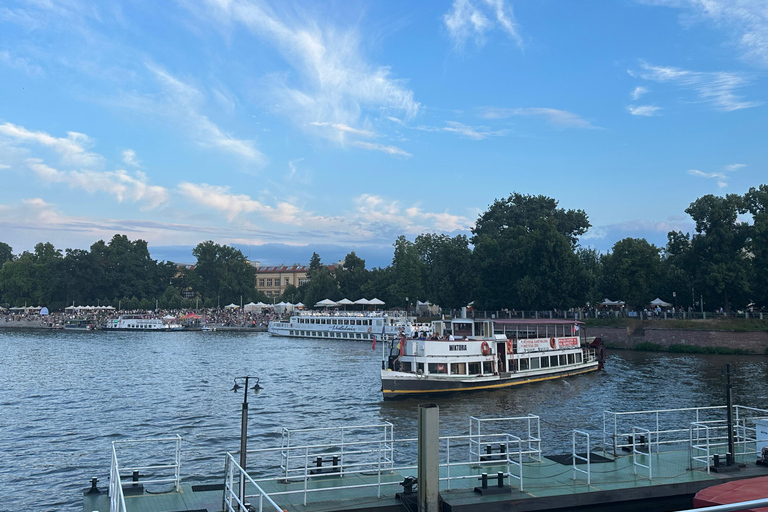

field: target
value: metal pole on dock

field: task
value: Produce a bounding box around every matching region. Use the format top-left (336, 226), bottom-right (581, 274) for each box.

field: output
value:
top-left (726, 364), bottom-right (735, 462)
top-left (231, 376), bottom-right (262, 511)
top-left (417, 403), bottom-right (439, 512)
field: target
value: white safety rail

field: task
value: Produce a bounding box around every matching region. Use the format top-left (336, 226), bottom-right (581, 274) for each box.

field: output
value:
top-left (632, 426), bottom-right (653, 480)
top-left (571, 430), bottom-right (591, 484)
top-left (469, 415), bottom-right (541, 463)
top-left (441, 432), bottom-right (525, 491)
top-left (603, 406), bottom-right (726, 456)
top-left (239, 419), bottom-right (534, 506)
top-left (733, 406), bottom-right (768, 459)
top-left (109, 435), bottom-right (182, 512)
top-left (279, 422), bottom-right (395, 479)
top-left (222, 453), bottom-right (285, 512)
top-left (690, 421), bottom-right (729, 474)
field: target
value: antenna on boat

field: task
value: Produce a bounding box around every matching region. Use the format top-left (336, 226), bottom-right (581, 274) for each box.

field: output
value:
top-left (231, 375), bottom-right (262, 510)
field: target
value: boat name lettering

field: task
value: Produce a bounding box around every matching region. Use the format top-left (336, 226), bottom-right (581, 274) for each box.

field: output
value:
top-left (448, 344), bottom-right (467, 351)
top-left (329, 325), bottom-right (356, 332)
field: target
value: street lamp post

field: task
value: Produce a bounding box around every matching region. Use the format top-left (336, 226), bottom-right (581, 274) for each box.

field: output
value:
top-left (231, 376), bottom-right (262, 510)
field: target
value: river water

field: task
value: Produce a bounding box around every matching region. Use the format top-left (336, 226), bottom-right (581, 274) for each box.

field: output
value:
top-left (1, 329), bottom-right (767, 511)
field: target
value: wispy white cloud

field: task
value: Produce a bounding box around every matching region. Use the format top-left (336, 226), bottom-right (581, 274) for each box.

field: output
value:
top-left (122, 149), bottom-right (140, 167)
top-left (631, 62), bottom-right (761, 111)
top-left (144, 63), bottom-right (264, 163)
top-left (652, 0), bottom-right (768, 67)
top-left (0, 122), bottom-right (103, 168)
top-left (479, 107), bottom-right (595, 128)
top-left (350, 141), bottom-right (412, 157)
top-left (444, 0), bottom-right (522, 48)
top-left (190, 0), bottom-right (418, 155)
top-left (0, 50), bottom-right (44, 76)
top-left (627, 105), bottom-right (662, 116)
top-left (441, 121), bottom-right (507, 140)
top-left (354, 194), bottom-right (473, 234)
top-left (27, 158), bottom-right (168, 208)
top-left (631, 86), bottom-right (649, 100)
top-left (687, 163), bottom-right (745, 188)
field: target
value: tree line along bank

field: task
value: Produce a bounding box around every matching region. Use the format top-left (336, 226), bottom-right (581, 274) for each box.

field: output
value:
top-left (1, 186), bottom-right (766, 313)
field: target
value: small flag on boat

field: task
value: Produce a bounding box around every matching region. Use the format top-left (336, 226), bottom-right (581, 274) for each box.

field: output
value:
top-left (372, 336), bottom-right (376, 350)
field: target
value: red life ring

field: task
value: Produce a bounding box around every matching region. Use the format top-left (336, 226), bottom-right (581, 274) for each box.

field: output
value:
top-left (481, 341), bottom-right (491, 356)
top-left (290, 323), bottom-right (293, 327)
top-left (506, 339), bottom-right (513, 354)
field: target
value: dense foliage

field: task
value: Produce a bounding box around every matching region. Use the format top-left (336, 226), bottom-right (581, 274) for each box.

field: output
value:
top-left (1, 186), bottom-right (766, 312)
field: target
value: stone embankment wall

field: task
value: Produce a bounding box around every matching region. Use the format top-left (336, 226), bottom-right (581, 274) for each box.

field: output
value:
top-left (591, 326), bottom-right (768, 353)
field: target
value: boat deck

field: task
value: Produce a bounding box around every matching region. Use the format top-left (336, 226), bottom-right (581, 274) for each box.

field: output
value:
top-left (83, 448), bottom-right (768, 512)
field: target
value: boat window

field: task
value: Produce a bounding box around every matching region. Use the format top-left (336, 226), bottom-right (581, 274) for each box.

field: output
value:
top-left (540, 357), bottom-right (549, 368)
top-left (417, 362), bottom-right (424, 373)
top-left (559, 355), bottom-right (567, 366)
top-left (468, 362), bottom-right (481, 375)
top-left (428, 363), bottom-right (448, 374)
top-left (482, 362), bottom-right (494, 374)
top-left (401, 361), bottom-right (412, 372)
top-left (550, 356), bottom-right (559, 367)
top-left (530, 357), bottom-right (540, 369)
top-left (575, 353), bottom-right (582, 363)
top-left (450, 363), bottom-right (466, 375)
top-left (453, 322), bottom-right (472, 337)
top-left (568, 353), bottom-right (575, 365)
top-left (356, 333), bottom-right (362, 339)
top-left (519, 358), bottom-right (529, 371)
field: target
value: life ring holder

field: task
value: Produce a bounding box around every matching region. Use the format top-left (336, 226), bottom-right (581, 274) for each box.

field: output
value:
top-left (550, 337), bottom-right (556, 349)
top-left (481, 341), bottom-right (491, 356)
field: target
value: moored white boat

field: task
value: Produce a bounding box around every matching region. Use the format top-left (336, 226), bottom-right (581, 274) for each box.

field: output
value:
top-left (380, 317), bottom-right (604, 399)
top-left (268, 311), bottom-right (415, 341)
top-left (102, 314), bottom-right (183, 331)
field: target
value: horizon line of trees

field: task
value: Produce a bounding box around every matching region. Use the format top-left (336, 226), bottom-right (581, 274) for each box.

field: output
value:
top-left (1, 185), bottom-right (766, 313)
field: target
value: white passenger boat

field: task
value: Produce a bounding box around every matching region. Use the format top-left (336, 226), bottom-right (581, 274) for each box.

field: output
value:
top-left (102, 314), bottom-right (183, 331)
top-left (268, 311), bottom-right (416, 341)
top-left (381, 317), bottom-right (605, 399)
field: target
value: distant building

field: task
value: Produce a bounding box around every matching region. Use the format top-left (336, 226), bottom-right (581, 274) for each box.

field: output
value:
top-left (253, 263), bottom-right (310, 299)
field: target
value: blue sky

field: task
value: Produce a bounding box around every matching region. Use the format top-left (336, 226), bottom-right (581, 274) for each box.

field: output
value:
top-left (0, 0), bottom-right (765, 266)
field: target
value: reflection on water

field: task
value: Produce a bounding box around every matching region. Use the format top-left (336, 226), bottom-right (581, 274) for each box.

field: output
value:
top-left (1, 330), bottom-right (766, 510)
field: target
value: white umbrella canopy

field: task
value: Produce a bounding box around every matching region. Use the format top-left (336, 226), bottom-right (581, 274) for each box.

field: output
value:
top-left (295, 302), bottom-right (305, 308)
top-left (353, 298), bottom-right (370, 305)
top-left (255, 301), bottom-right (267, 307)
top-left (224, 303), bottom-right (239, 309)
top-left (337, 298), bottom-right (354, 305)
top-left (315, 299), bottom-right (337, 307)
top-left (650, 298), bottom-right (672, 307)
top-left (368, 298), bottom-right (385, 306)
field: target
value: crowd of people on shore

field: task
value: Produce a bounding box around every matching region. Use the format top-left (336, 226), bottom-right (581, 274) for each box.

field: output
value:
top-left (0, 307), bottom-right (277, 329)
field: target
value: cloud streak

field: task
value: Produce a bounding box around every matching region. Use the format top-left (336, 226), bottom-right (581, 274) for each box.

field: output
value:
top-left (479, 107), bottom-right (595, 128)
top-left (444, 0), bottom-right (522, 48)
top-left (631, 62), bottom-right (761, 111)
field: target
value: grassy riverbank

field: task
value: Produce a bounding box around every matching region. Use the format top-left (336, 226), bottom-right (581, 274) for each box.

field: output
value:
top-left (584, 317), bottom-right (768, 332)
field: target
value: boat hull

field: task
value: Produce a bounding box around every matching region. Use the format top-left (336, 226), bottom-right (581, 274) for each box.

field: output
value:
top-left (381, 361), bottom-right (600, 399)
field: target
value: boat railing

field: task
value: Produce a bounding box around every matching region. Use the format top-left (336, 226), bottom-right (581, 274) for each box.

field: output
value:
top-left (631, 426), bottom-right (653, 479)
top-left (469, 415), bottom-right (542, 463)
top-left (689, 421), bottom-right (728, 474)
top-left (244, 431), bottom-right (528, 505)
top-left (109, 435), bottom-right (182, 512)
top-left (223, 453), bottom-right (283, 512)
top-left (572, 430), bottom-right (591, 484)
top-left (603, 405), bottom-right (768, 463)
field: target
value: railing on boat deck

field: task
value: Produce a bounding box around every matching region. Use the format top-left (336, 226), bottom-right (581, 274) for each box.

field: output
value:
top-left (603, 405), bottom-right (768, 471)
top-left (223, 454), bottom-right (284, 512)
top-left (240, 420), bottom-right (532, 506)
top-left (632, 426), bottom-right (653, 479)
top-left (109, 435), bottom-right (182, 512)
top-left (572, 430), bottom-right (591, 484)
top-left (469, 415), bottom-right (542, 463)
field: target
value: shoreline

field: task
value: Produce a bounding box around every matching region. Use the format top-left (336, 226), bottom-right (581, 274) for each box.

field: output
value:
top-left (0, 319), bottom-right (267, 332)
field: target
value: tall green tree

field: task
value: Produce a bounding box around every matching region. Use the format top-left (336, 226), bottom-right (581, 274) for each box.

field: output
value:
top-left (685, 194), bottom-right (750, 311)
top-left (471, 193), bottom-right (590, 310)
top-left (192, 241), bottom-right (257, 304)
top-left (745, 184), bottom-right (768, 308)
top-left (0, 242), bottom-right (13, 268)
top-left (336, 251), bottom-right (367, 299)
top-left (388, 236), bottom-right (424, 307)
top-left (414, 233), bottom-right (473, 309)
top-left (600, 238), bottom-right (662, 308)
